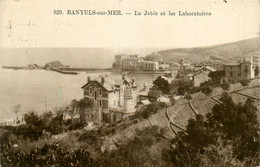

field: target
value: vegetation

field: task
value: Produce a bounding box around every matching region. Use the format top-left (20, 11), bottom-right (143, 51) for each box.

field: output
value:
top-left (170, 79), bottom-right (195, 95)
top-left (164, 92), bottom-right (260, 167)
top-left (240, 79), bottom-right (250, 86)
top-left (1, 137), bottom-right (93, 167)
top-left (78, 98), bottom-right (93, 123)
top-left (132, 102), bottom-right (167, 120)
top-left (94, 126), bottom-right (168, 167)
top-left (220, 83), bottom-right (230, 90)
top-left (68, 99), bottom-right (79, 124)
top-left (148, 88), bottom-right (162, 102)
top-left (12, 104), bottom-right (21, 124)
top-left (145, 37), bottom-right (259, 64)
top-left (208, 70), bottom-right (225, 84)
top-left (1, 74), bottom-right (259, 167)
top-left (152, 76), bottom-right (170, 94)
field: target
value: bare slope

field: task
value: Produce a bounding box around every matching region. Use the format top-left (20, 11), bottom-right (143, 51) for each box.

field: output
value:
top-left (145, 37), bottom-right (260, 63)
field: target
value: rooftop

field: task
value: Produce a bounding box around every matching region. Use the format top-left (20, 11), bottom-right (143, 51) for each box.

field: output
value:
top-left (81, 74), bottom-right (137, 91)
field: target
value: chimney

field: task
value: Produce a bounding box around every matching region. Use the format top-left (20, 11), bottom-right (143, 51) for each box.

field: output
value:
top-left (101, 77), bottom-right (105, 84)
top-left (143, 83), bottom-right (147, 91)
top-left (122, 73), bottom-right (126, 80)
top-left (132, 77), bottom-right (135, 83)
top-left (87, 76), bottom-right (91, 83)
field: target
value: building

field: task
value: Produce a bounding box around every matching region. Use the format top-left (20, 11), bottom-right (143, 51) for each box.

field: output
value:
top-left (193, 71), bottom-right (212, 87)
top-left (159, 62), bottom-right (170, 71)
top-left (113, 54), bottom-right (128, 69)
top-left (179, 58), bottom-right (194, 70)
top-left (199, 65), bottom-right (216, 73)
top-left (187, 65), bottom-right (216, 87)
top-left (113, 54), bottom-right (160, 71)
top-left (81, 74), bottom-right (138, 123)
top-left (140, 60), bottom-right (159, 71)
top-left (224, 57), bottom-right (255, 84)
top-left (121, 55), bottom-right (141, 70)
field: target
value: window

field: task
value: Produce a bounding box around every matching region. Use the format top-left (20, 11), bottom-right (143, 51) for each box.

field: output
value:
top-left (94, 91), bottom-right (97, 100)
top-left (244, 66), bottom-right (248, 73)
top-left (99, 88), bottom-right (102, 96)
top-left (238, 73), bottom-right (241, 77)
top-left (230, 72), bottom-right (233, 77)
top-left (89, 87), bottom-right (93, 95)
top-left (99, 100), bottom-right (102, 107)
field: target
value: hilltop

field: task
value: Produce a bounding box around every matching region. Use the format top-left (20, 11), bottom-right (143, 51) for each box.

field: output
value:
top-left (145, 37), bottom-right (260, 63)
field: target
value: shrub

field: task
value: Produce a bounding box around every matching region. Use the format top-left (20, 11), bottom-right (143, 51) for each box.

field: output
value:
top-left (164, 93), bottom-right (260, 167)
top-left (239, 79), bottom-right (250, 86)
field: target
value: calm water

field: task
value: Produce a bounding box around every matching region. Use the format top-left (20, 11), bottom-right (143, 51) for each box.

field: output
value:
top-left (0, 69), bottom-right (161, 122)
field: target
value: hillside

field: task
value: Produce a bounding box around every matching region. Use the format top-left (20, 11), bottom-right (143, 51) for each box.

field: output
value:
top-left (145, 37), bottom-right (260, 63)
top-left (96, 79), bottom-right (260, 154)
top-left (1, 78), bottom-right (259, 166)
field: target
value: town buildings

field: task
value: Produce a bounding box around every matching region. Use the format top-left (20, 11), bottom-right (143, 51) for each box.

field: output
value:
top-left (193, 71), bottom-right (212, 87)
top-left (159, 62), bottom-right (170, 71)
top-left (223, 57), bottom-right (255, 84)
top-left (187, 65), bottom-right (216, 87)
top-left (140, 60), bottom-right (159, 71)
top-left (113, 54), bottom-right (165, 71)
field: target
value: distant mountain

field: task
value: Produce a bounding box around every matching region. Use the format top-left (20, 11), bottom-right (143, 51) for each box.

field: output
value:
top-left (145, 37), bottom-right (260, 63)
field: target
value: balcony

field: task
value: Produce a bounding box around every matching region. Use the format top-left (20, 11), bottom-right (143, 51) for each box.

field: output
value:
top-left (109, 107), bottom-right (124, 113)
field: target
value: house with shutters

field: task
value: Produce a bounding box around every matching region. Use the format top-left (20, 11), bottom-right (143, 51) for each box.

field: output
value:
top-left (81, 74), bottom-right (138, 123)
top-left (223, 57), bottom-right (255, 84)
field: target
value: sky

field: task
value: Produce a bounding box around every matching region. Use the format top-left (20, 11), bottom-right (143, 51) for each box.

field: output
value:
top-left (0, 0), bottom-right (259, 48)
top-left (0, 0), bottom-right (259, 67)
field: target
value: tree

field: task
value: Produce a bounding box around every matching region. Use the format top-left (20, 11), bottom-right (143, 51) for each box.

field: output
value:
top-left (165, 92), bottom-right (259, 166)
top-left (208, 70), bottom-right (225, 84)
top-left (12, 104), bottom-right (21, 124)
top-left (221, 83), bottom-right (230, 90)
top-left (23, 112), bottom-right (44, 140)
top-left (78, 98), bottom-right (93, 123)
top-left (200, 85), bottom-right (213, 95)
top-left (47, 114), bottom-right (65, 134)
top-left (68, 99), bottom-right (79, 124)
top-left (24, 112), bottom-right (41, 127)
top-left (208, 94), bottom-right (259, 160)
top-left (239, 79), bottom-right (250, 86)
top-left (153, 76), bottom-right (170, 94)
top-left (148, 88), bottom-right (162, 102)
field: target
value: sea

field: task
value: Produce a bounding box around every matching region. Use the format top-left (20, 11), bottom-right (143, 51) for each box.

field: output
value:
top-left (0, 68), bottom-right (162, 123)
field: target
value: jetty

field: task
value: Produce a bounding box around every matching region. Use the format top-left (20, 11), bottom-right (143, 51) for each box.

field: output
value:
top-left (50, 68), bottom-right (78, 75)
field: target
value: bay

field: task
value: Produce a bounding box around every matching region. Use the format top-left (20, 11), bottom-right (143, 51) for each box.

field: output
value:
top-left (0, 69), bottom-right (161, 122)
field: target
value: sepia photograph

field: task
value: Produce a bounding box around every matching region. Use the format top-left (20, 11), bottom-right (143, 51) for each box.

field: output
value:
top-left (0, 0), bottom-right (259, 166)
